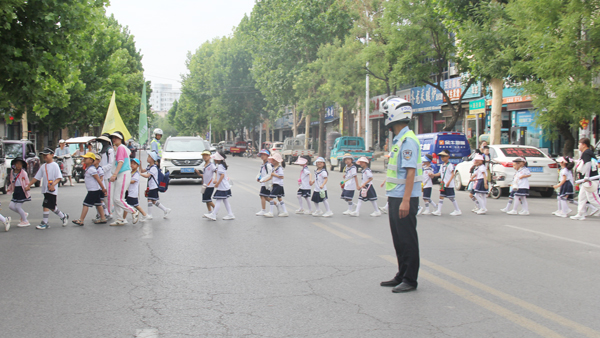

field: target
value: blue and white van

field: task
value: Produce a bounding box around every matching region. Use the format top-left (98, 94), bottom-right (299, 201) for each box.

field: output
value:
top-left (417, 132), bottom-right (471, 173)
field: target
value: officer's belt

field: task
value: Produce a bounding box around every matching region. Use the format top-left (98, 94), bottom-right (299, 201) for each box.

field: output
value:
top-left (387, 163), bottom-right (423, 171)
top-left (387, 177), bottom-right (423, 185)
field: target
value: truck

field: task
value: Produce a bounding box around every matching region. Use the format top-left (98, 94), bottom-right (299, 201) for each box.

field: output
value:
top-left (229, 141), bottom-right (247, 156)
top-left (329, 136), bottom-right (373, 172)
top-left (282, 134), bottom-right (314, 164)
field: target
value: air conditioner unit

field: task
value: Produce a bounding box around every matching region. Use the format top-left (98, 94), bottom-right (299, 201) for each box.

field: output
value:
top-left (449, 66), bottom-right (458, 76)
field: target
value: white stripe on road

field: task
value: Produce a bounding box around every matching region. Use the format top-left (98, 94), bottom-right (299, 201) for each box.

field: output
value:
top-left (135, 328), bottom-right (158, 337)
top-left (502, 224), bottom-right (600, 249)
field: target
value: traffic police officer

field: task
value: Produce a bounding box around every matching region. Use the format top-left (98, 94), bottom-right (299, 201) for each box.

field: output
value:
top-left (379, 96), bottom-right (422, 293)
top-left (151, 128), bottom-right (163, 165)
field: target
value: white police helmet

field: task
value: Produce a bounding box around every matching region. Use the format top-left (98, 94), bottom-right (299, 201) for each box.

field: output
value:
top-left (380, 96), bottom-right (413, 126)
top-left (153, 128), bottom-right (163, 137)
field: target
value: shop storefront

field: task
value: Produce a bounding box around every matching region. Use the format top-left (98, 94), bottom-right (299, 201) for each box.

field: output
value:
top-left (410, 85), bottom-right (444, 134)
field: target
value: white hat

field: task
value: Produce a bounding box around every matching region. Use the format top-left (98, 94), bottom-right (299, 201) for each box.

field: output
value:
top-left (342, 153), bottom-right (354, 160)
top-left (356, 156), bottom-right (369, 164)
top-left (555, 157), bottom-right (566, 163)
top-left (294, 157), bottom-right (308, 165)
top-left (269, 152), bottom-right (283, 163)
top-left (473, 154), bottom-right (484, 161)
top-left (211, 152), bottom-right (224, 161)
top-left (148, 151), bottom-right (159, 161)
top-left (58, 139), bottom-right (65, 144)
top-left (313, 157), bottom-right (326, 165)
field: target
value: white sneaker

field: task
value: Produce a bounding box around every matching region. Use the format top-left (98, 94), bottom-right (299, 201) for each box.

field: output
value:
top-left (61, 214), bottom-right (69, 227)
top-left (587, 205), bottom-right (599, 216)
top-left (476, 209), bottom-right (487, 215)
top-left (223, 214), bottom-right (235, 220)
top-left (422, 210), bottom-right (431, 215)
top-left (17, 221), bottom-right (30, 227)
top-left (567, 208), bottom-right (573, 214)
top-left (163, 208), bottom-right (172, 219)
top-left (204, 213), bottom-right (216, 221)
top-left (370, 211), bottom-right (382, 217)
top-left (379, 206), bottom-right (388, 214)
top-left (263, 212), bottom-right (274, 218)
top-left (450, 210), bottom-right (462, 216)
top-left (500, 207), bottom-right (508, 213)
top-left (4, 216), bottom-right (10, 232)
top-left (431, 210), bottom-right (442, 216)
top-left (570, 214), bottom-right (586, 220)
top-left (506, 210), bottom-right (518, 215)
top-left (295, 208), bottom-right (304, 214)
top-left (472, 208), bottom-right (480, 213)
top-left (109, 219), bottom-right (126, 226)
top-left (349, 211), bottom-right (359, 217)
top-left (417, 206), bottom-right (423, 215)
top-left (145, 215), bottom-right (154, 220)
top-left (312, 210), bottom-right (323, 217)
top-left (140, 215), bottom-right (148, 222)
top-left (255, 210), bottom-right (266, 216)
top-left (322, 211), bottom-right (333, 218)
top-left (343, 210), bottom-right (351, 215)
top-left (132, 211), bottom-right (139, 224)
top-left (278, 212), bottom-right (289, 217)
top-left (554, 212), bottom-right (567, 218)
top-left (519, 210), bottom-right (530, 216)
top-left (304, 210), bottom-right (313, 215)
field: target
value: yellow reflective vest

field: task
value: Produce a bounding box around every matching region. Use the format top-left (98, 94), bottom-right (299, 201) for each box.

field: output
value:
top-left (151, 138), bottom-right (163, 157)
top-left (386, 130), bottom-right (423, 191)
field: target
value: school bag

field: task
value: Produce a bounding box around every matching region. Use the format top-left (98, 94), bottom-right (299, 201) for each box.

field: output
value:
top-left (150, 165), bottom-right (170, 192)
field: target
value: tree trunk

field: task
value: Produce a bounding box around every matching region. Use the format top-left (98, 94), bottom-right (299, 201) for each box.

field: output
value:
top-left (318, 107), bottom-right (326, 157)
top-left (292, 105), bottom-right (297, 138)
top-left (305, 114), bottom-right (311, 149)
top-left (490, 78), bottom-right (504, 145)
top-left (559, 122), bottom-right (575, 157)
top-left (21, 105), bottom-right (28, 140)
top-left (266, 121), bottom-right (271, 142)
top-left (442, 104), bottom-right (462, 131)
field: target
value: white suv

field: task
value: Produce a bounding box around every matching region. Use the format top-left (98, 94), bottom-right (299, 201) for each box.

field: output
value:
top-left (161, 136), bottom-right (207, 181)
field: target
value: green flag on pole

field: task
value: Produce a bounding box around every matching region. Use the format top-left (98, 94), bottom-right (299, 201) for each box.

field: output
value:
top-left (138, 82), bottom-right (148, 146)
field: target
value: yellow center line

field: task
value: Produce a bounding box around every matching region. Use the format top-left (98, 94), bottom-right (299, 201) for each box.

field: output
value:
top-left (380, 255), bottom-right (565, 338)
top-left (421, 259), bottom-right (600, 338)
top-left (311, 222), bottom-right (352, 240)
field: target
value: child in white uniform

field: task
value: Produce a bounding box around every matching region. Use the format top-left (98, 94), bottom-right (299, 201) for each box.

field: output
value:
top-left (140, 151), bottom-right (171, 220)
top-left (26, 148), bottom-right (69, 229)
top-left (256, 149), bottom-right (278, 215)
top-left (553, 157), bottom-right (577, 217)
top-left (311, 157), bottom-right (332, 217)
top-left (263, 152), bottom-right (289, 217)
top-left (295, 156), bottom-right (313, 214)
top-left (204, 152), bottom-right (235, 221)
top-left (341, 154), bottom-right (359, 215)
top-left (125, 158), bottom-right (148, 221)
top-left (501, 157), bottom-right (531, 215)
top-left (197, 150), bottom-right (216, 215)
top-left (8, 157), bottom-right (30, 227)
top-left (431, 150), bottom-right (461, 216)
top-left (351, 157), bottom-right (380, 217)
top-left (72, 153), bottom-right (108, 226)
top-left (469, 154), bottom-right (488, 214)
top-left (419, 155), bottom-right (437, 215)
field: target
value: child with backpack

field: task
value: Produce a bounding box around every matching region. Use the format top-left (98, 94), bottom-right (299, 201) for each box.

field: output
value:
top-left (140, 151), bottom-right (171, 220)
top-left (295, 156), bottom-right (313, 215)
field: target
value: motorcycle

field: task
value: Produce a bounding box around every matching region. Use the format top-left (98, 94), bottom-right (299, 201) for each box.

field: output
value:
top-left (54, 156), bottom-right (69, 187)
top-left (72, 156), bottom-right (85, 183)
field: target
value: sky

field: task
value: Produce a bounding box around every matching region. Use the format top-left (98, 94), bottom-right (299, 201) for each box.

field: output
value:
top-left (106, 0), bottom-right (257, 91)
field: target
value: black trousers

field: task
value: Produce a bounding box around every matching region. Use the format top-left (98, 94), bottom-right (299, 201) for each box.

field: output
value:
top-left (388, 197), bottom-right (420, 287)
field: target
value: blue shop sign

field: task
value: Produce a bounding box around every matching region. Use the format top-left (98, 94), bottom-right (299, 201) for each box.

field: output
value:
top-left (410, 85), bottom-right (443, 113)
top-left (325, 106), bottom-right (335, 121)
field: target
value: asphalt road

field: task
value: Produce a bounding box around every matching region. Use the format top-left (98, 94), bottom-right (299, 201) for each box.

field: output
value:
top-left (1, 154), bottom-right (599, 338)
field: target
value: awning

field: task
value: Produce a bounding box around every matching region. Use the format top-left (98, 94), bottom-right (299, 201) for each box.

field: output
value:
top-left (65, 136), bottom-right (97, 144)
top-left (324, 117), bottom-right (339, 124)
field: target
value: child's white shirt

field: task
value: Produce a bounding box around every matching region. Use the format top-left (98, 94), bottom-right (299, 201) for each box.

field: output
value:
top-left (440, 162), bottom-right (455, 188)
top-left (84, 165), bottom-right (101, 191)
top-left (344, 165), bottom-right (357, 190)
top-left (299, 166), bottom-right (311, 189)
top-left (129, 171), bottom-right (140, 197)
top-left (475, 164), bottom-right (487, 180)
top-left (34, 162), bottom-right (63, 195)
top-left (259, 162), bottom-right (273, 187)
top-left (361, 167), bottom-right (373, 186)
top-left (560, 167), bottom-right (574, 185)
top-left (515, 167), bottom-right (531, 189)
top-left (272, 166), bottom-right (284, 185)
top-left (423, 166), bottom-right (434, 188)
top-left (216, 164), bottom-right (231, 191)
top-left (147, 165), bottom-right (159, 190)
top-left (203, 162), bottom-right (216, 188)
top-left (314, 169), bottom-right (328, 192)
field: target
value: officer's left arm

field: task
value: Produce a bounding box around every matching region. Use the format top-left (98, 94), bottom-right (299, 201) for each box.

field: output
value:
top-left (399, 139), bottom-right (419, 218)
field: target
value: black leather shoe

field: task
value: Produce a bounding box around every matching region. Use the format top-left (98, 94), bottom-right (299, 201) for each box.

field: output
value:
top-left (392, 282), bottom-right (417, 293)
top-left (380, 278), bottom-right (401, 287)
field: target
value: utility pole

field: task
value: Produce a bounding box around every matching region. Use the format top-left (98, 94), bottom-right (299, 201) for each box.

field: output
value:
top-left (365, 32), bottom-right (370, 150)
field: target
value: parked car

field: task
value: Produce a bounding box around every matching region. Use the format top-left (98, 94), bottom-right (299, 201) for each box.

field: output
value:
top-left (454, 145), bottom-right (558, 197)
top-left (416, 132), bottom-right (471, 174)
top-left (230, 141), bottom-right (247, 156)
top-left (282, 134), bottom-right (314, 164)
top-left (210, 143), bottom-right (218, 153)
top-left (160, 136), bottom-right (206, 181)
top-left (2, 139), bottom-right (41, 192)
top-left (329, 136), bottom-right (373, 172)
top-left (221, 140), bottom-right (235, 154)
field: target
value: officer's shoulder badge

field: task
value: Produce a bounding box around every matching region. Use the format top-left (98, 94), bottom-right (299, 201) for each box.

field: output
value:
top-left (403, 150), bottom-right (412, 160)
